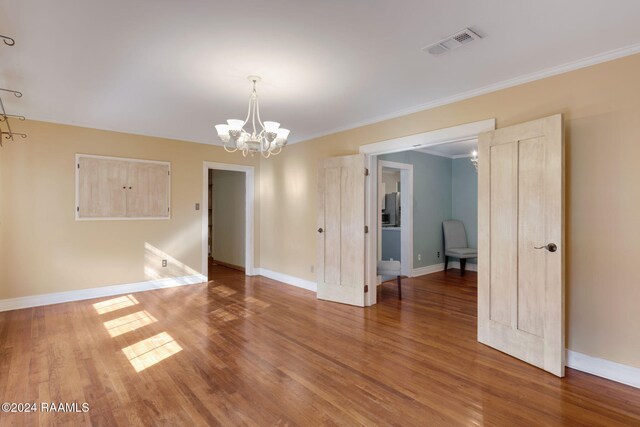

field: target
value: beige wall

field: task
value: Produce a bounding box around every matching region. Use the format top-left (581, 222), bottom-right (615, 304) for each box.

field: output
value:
top-left (260, 53), bottom-right (640, 368)
top-left (2, 53), bottom-right (639, 370)
top-left (0, 120), bottom-right (259, 299)
top-left (211, 170), bottom-right (246, 267)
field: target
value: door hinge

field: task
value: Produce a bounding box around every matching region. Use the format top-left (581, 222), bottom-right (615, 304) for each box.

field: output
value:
top-left (365, 168), bottom-right (369, 176)
top-left (168, 170), bottom-right (170, 175)
top-left (364, 225), bottom-right (369, 234)
top-left (77, 163), bottom-right (80, 169)
top-left (76, 206), bottom-right (79, 212)
top-left (364, 285), bottom-right (369, 293)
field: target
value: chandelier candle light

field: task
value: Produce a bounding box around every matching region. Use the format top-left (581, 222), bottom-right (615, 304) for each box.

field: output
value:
top-left (470, 150), bottom-right (478, 171)
top-left (215, 76), bottom-right (290, 157)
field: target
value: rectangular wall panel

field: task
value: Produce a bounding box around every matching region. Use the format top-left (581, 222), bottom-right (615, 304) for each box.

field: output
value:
top-left (340, 165), bottom-right (362, 287)
top-left (324, 167), bottom-right (341, 285)
top-left (489, 142), bottom-right (518, 327)
top-left (517, 138), bottom-right (546, 337)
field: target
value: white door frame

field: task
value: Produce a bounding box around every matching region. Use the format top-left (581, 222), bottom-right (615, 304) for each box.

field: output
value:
top-left (202, 162), bottom-right (255, 277)
top-left (378, 161), bottom-right (413, 278)
top-left (360, 119), bottom-right (496, 306)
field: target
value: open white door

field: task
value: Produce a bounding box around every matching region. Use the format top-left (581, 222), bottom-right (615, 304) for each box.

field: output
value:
top-left (478, 114), bottom-right (565, 377)
top-left (317, 154), bottom-right (367, 306)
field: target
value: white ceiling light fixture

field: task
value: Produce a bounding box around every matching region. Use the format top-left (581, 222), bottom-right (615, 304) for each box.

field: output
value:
top-left (215, 76), bottom-right (290, 158)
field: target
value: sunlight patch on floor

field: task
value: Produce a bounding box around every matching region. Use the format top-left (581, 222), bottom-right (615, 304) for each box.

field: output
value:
top-left (93, 295), bottom-right (139, 315)
top-left (244, 296), bottom-right (270, 308)
top-left (209, 285), bottom-right (236, 297)
top-left (103, 310), bottom-right (158, 338)
top-left (210, 308), bottom-right (238, 322)
top-left (122, 332), bottom-right (183, 372)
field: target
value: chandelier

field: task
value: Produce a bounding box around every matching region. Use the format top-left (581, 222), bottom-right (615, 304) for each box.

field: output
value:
top-left (215, 76), bottom-right (290, 158)
top-left (470, 150), bottom-right (478, 171)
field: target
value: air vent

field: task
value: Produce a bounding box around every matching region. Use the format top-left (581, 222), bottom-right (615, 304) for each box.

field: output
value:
top-left (422, 28), bottom-right (482, 56)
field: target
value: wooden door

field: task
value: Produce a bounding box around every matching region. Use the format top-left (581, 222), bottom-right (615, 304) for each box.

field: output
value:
top-left (317, 154), bottom-right (367, 306)
top-left (78, 157), bottom-right (129, 218)
top-left (126, 162), bottom-right (171, 218)
top-left (478, 114), bottom-right (564, 376)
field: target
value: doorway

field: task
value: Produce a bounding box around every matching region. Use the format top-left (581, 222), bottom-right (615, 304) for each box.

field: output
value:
top-left (375, 140), bottom-right (480, 299)
top-left (202, 162), bottom-right (255, 279)
top-left (378, 161), bottom-right (413, 278)
top-left (362, 119), bottom-right (495, 306)
top-left (208, 169), bottom-right (246, 276)
top-left (325, 116), bottom-right (564, 377)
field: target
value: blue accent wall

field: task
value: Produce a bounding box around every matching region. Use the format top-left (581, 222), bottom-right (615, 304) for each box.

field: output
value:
top-left (378, 152), bottom-right (478, 268)
top-left (452, 158), bottom-right (478, 264)
top-left (378, 151), bottom-right (452, 268)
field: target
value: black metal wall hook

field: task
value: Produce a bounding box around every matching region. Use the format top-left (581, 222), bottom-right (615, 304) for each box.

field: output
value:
top-left (0, 88), bottom-right (22, 98)
top-left (0, 35), bottom-right (15, 46)
top-left (2, 131), bottom-right (27, 140)
top-left (0, 114), bottom-right (25, 122)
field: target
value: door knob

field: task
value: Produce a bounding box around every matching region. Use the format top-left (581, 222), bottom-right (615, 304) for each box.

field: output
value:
top-left (534, 243), bottom-right (557, 252)
top-left (317, 228), bottom-right (324, 233)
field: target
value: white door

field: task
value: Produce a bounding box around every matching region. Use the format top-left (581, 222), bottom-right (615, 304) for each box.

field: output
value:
top-left (317, 154), bottom-right (367, 306)
top-left (478, 114), bottom-right (565, 377)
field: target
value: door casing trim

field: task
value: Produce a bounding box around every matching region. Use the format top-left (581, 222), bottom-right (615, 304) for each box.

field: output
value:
top-left (202, 162), bottom-right (255, 278)
top-left (359, 119), bottom-right (495, 306)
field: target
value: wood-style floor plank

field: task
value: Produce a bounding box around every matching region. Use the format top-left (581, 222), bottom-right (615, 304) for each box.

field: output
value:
top-left (0, 266), bottom-right (639, 426)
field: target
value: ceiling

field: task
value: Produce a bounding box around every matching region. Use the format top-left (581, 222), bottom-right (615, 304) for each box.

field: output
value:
top-left (417, 139), bottom-right (477, 158)
top-left (2, 1), bottom-right (640, 145)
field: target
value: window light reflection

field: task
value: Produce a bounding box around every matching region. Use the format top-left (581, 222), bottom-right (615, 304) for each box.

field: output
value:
top-left (103, 310), bottom-right (158, 338)
top-left (93, 295), bottom-right (139, 315)
top-left (122, 332), bottom-right (183, 372)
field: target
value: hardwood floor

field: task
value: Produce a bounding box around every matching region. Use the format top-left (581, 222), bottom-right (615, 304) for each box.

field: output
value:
top-left (1, 267), bottom-right (639, 426)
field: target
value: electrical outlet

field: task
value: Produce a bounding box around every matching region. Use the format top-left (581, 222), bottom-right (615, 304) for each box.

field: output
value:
top-left (195, 203), bottom-right (200, 211)
top-left (310, 265), bottom-right (314, 273)
top-left (437, 251), bottom-right (440, 258)
top-left (162, 259), bottom-right (167, 267)
top-left (417, 254), bottom-right (421, 261)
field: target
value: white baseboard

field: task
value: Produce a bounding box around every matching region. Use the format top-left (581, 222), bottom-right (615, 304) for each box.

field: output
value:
top-left (0, 274), bottom-right (207, 313)
top-left (255, 268), bottom-right (317, 292)
top-left (412, 261), bottom-right (477, 277)
top-left (412, 263), bottom-right (445, 277)
top-left (567, 350), bottom-right (640, 389)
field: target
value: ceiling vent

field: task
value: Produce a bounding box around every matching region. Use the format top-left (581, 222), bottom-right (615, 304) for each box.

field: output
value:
top-left (423, 28), bottom-right (482, 56)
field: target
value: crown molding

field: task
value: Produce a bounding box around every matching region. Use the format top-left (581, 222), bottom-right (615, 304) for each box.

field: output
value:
top-left (292, 41), bottom-right (640, 145)
top-left (14, 115), bottom-right (213, 146)
top-left (414, 149), bottom-right (475, 159)
top-left (415, 148), bottom-right (454, 159)
top-left (15, 42), bottom-right (640, 147)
